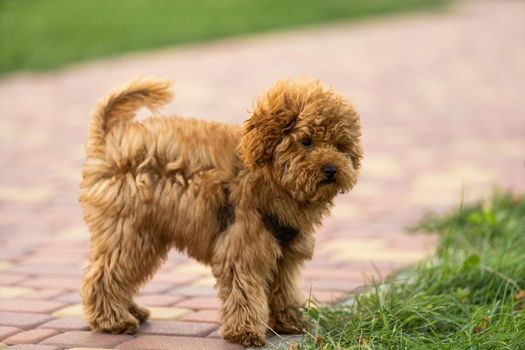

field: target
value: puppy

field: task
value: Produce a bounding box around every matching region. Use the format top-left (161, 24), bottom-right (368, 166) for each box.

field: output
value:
top-left (80, 77), bottom-right (362, 346)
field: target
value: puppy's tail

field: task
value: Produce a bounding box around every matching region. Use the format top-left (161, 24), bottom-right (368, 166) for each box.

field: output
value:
top-left (87, 77), bottom-right (173, 157)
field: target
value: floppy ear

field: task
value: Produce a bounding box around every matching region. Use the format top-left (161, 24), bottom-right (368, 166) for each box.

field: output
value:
top-left (340, 100), bottom-right (363, 171)
top-left (349, 138), bottom-right (363, 170)
top-left (238, 80), bottom-right (303, 170)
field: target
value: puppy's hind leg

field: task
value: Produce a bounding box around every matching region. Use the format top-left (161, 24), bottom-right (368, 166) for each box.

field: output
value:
top-left (81, 219), bottom-right (170, 334)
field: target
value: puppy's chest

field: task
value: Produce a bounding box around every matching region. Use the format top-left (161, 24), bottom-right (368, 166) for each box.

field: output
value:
top-left (216, 189), bottom-right (301, 246)
top-left (260, 212), bottom-right (300, 246)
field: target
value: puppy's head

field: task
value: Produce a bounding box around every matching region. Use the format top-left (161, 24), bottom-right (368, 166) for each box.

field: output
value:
top-left (239, 78), bottom-right (362, 203)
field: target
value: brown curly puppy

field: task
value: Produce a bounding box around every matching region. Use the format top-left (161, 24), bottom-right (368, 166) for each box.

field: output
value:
top-left (80, 77), bottom-right (362, 346)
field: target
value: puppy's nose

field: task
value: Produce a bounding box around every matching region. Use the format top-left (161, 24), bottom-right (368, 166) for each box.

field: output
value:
top-left (322, 165), bottom-right (337, 179)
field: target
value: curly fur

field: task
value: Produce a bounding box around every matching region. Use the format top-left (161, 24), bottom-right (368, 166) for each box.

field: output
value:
top-left (80, 76), bottom-right (362, 346)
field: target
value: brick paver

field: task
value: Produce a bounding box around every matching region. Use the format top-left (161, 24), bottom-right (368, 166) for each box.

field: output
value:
top-left (0, 1), bottom-right (523, 349)
top-left (6, 345), bottom-right (61, 350)
top-left (0, 326), bottom-right (21, 341)
top-left (0, 299), bottom-right (65, 314)
top-left (117, 335), bottom-right (243, 350)
top-left (41, 331), bottom-right (133, 348)
top-left (135, 294), bottom-right (184, 307)
top-left (175, 297), bottom-right (221, 310)
top-left (137, 320), bottom-right (217, 337)
top-left (0, 312), bottom-right (51, 329)
top-left (40, 317), bottom-right (90, 332)
top-left (4, 328), bottom-right (59, 344)
top-left (181, 310), bottom-right (221, 324)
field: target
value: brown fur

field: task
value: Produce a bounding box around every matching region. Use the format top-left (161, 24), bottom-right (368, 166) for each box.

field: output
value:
top-left (80, 77), bottom-right (362, 346)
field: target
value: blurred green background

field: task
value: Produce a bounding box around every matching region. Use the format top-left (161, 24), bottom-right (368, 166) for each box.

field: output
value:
top-left (0, 0), bottom-right (447, 75)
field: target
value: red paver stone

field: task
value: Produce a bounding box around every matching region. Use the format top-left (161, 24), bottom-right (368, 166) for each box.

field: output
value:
top-left (42, 331), bottom-right (133, 348)
top-left (0, 248), bottom-right (30, 260)
top-left (40, 316), bottom-right (90, 331)
top-left (0, 311), bottom-right (52, 328)
top-left (135, 294), bottom-right (184, 307)
top-left (139, 320), bottom-right (217, 337)
top-left (7, 345), bottom-right (61, 350)
top-left (0, 274), bottom-right (28, 285)
top-left (0, 299), bottom-right (65, 313)
top-left (117, 335), bottom-right (243, 350)
top-left (55, 291), bottom-right (81, 304)
top-left (8, 265), bottom-right (82, 278)
top-left (150, 273), bottom-right (199, 285)
top-left (206, 328), bottom-right (222, 338)
top-left (0, 326), bottom-right (21, 341)
top-left (304, 279), bottom-right (363, 292)
top-left (171, 285), bottom-right (217, 297)
top-left (181, 309), bottom-right (221, 324)
top-left (23, 254), bottom-right (83, 265)
top-left (4, 328), bottom-right (59, 344)
top-left (33, 246), bottom-right (87, 256)
top-left (175, 297), bottom-right (221, 310)
top-left (20, 277), bottom-right (80, 291)
top-left (139, 283), bottom-right (174, 294)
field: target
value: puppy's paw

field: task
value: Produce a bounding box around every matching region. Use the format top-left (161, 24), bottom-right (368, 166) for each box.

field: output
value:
top-left (270, 308), bottom-right (305, 334)
top-left (92, 312), bottom-right (139, 334)
top-left (129, 303), bottom-right (150, 323)
top-left (221, 326), bottom-right (266, 347)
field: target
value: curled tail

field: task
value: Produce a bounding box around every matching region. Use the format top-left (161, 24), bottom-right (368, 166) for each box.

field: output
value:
top-left (87, 77), bottom-right (173, 158)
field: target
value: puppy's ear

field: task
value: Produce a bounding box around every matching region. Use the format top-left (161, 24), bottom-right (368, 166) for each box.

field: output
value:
top-left (349, 141), bottom-right (363, 170)
top-left (238, 80), bottom-right (306, 169)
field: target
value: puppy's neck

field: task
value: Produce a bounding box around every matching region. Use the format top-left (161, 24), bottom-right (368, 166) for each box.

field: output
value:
top-left (252, 168), bottom-right (331, 234)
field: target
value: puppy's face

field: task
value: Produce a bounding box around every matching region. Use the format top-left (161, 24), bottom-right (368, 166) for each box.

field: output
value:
top-left (239, 79), bottom-right (362, 203)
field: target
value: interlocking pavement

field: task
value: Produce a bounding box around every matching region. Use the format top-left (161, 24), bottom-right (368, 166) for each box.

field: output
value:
top-left (0, 1), bottom-right (524, 348)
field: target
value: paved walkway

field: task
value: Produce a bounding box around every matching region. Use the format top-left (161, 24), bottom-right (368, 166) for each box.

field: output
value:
top-left (0, 1), bottom-right (524, 349)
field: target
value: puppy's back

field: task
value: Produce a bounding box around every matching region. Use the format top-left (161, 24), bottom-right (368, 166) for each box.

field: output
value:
top-left (143, 116), bottom-right (242, 180)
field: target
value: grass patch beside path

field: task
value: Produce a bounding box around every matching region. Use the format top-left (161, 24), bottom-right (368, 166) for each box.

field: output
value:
top-left (302, 192), bottom-right (525, 349)
top-left (0, 0), bottom-right (448, 75)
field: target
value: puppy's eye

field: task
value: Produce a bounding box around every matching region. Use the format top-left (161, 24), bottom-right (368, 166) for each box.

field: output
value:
top-left (301, 138), bottom-right (313, 147)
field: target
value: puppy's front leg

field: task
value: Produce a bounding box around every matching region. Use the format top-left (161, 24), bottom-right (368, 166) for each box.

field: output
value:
top-left (268, 255), bottom-right (306, 334)
top-left (211, 221), bottom-right (278, 347)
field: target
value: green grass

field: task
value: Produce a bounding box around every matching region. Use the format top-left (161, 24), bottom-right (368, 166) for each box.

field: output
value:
top-left (0, 0), bottom-right (448, 75)
top-left (299, 192), bottom-right (525, 349)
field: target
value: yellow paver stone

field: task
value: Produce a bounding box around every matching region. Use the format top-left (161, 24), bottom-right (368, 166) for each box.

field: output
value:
top-left (53, 303), bottom-right (191, 321)
top-left (22, 130), bottom-right (50, 150)
top-left (0, 121), bottom-right (18, 142)
top-left (58, 226), bottom-right (90, 240)
top-left (171, 262), bottom-right (212, 276)
top-left (329, 202), bottom-right (362, 220)
top-left (360, 155), bottom-right (403, 178)
top-left (350, 181), bottom-right (382, 198)
top-left (55, 167), bottom-right (83, 183)
top-left (194, 276), bottom-right (216, 286)
top-left (0, 262), bottom-right (11, 271)
top-left (52, 303), bottom-right (84, 318)
top-left (0, 286), bottom-right (32, 299)
top-left (0, 186), bottom-right (54, 203)
top-left (148, 306), bottom-right (191, 320)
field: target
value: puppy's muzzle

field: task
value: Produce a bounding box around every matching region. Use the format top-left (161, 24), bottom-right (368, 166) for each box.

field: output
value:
top-left (320, 165), bottom-right (337, 184)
